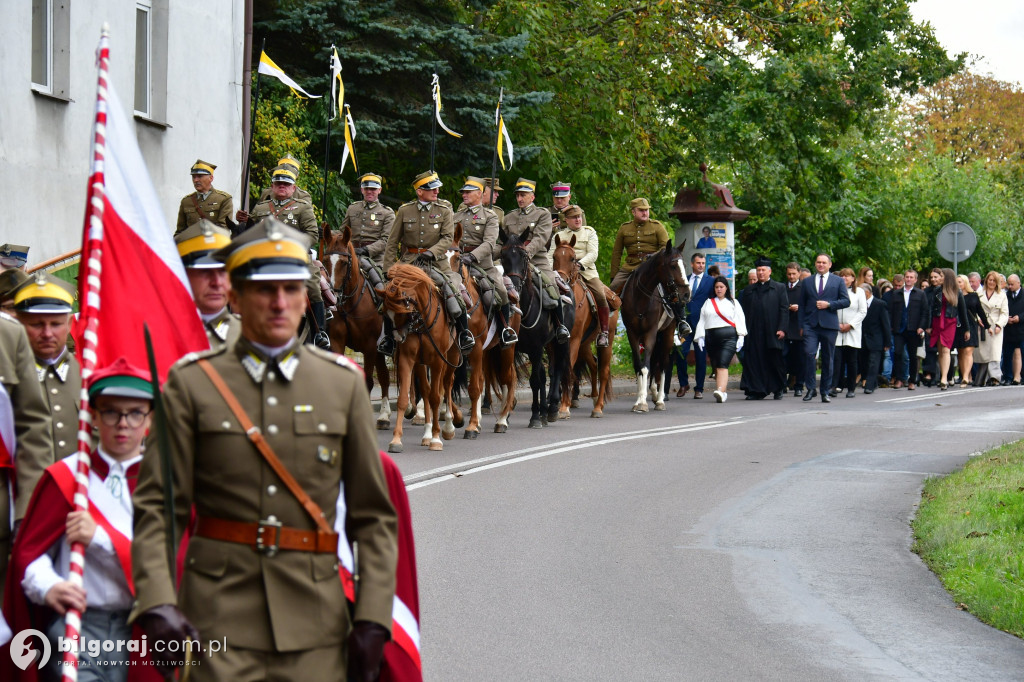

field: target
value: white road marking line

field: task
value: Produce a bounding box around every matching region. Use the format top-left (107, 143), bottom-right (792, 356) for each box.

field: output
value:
top-left (874, 385), bottom-right (1010, 403)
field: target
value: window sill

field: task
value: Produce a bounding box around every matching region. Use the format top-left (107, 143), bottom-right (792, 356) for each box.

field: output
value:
top-left (31, 86), bottom-right (72, 103)
top-left (134, 113), bottom-right (171, 129)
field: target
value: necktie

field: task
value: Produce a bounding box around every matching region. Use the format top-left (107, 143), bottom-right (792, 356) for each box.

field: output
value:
top-left (107, 470), bottom-right (130, 513)
top-left (818, 275), bottom-right (824, 296)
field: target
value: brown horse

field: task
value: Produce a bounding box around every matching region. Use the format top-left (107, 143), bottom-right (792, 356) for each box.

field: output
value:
top-left (320, 225), bottom-right (393, 429)
top-left (381, 264), bottom-right (462, 452)
top-left (550, 235), bottom-right (620, 418)
top-left (449, 238), bottom-right (520, 437)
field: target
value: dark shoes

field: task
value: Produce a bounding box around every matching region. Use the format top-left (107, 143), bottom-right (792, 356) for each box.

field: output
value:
top-left (793, 388), bottom-right (803, 397)
top-left (677, 386), bottom-right (689, 398)
top-left (459, 329), bottom-right (476, 351)
top-left (821, 393), bottom-right (832, 403)
top-left (802, 389), bottom-right (817, 402)
top-left (846, 390), bottom-right (855, 398)
top-left (773, 390), bottom-right (784, 400)
top-left (377, 336), bottom-right (395, 357)
top-left (555, 324), bottom-right (571, 344)
top-left (863, 388), bottom-right (874, 394)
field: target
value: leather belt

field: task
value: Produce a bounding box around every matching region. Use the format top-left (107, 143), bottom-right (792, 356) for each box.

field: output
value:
top-left (195, 516), bottom-right (339, 556)
top-left (405, 247), bottom-right (431, 254)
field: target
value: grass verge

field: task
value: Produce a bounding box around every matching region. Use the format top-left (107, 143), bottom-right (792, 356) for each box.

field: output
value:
top-left (911, 441), bottom-right (1024, 639)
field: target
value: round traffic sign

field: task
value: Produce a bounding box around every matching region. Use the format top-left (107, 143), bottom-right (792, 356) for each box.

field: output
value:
top-left (936, 222), bottom-right (977, 263)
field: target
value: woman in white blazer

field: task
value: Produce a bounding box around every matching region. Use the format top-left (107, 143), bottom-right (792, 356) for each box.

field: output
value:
top-left (976, 270), bottom-right (1009, 385)
top-left (832, 267), bottom-right (867, 397)
top-left (694, 276), bottom-right (748, 403)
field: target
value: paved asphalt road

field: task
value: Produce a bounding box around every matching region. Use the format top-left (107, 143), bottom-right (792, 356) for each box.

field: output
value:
top-left (378, 382), bottom-right (1024, 680)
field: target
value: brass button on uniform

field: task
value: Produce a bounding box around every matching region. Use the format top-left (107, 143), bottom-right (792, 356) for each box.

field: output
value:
top-left (222, 421), bottom-right (232, 430)
top-left (267, 485), bottom-right (278, 496)
top-left (267, 424), bottom-right (279, 435)
top-left (267, 396), bottom-right (278, 406)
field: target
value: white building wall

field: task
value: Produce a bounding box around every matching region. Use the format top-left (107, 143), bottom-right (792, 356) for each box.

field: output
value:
top-left (0, 1), bottom-right (245, 266)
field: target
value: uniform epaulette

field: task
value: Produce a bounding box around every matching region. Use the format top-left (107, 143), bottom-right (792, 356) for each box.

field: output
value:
top-left (213, 188), bottom-right (232, 199)
top-left (0, 311), bottom-right (21, 325)
top-left (306, 346), bottom-right (366, 377)
top-left (173, 345), bottom-right (225, 369)
top-left (399, 200), bottom-right (417, 208)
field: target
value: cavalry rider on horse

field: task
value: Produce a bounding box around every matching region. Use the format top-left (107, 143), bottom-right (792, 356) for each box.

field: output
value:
top-left (343, 172), bottom-right (395, 297)
top-left (379, 170), bottom-right (476, 356)
top-left (454, 176), bottom-right (518, 347)
top-left (502, 178), bottom-right (571, 344)
top-left (549, 204), bottom-right (611, 347)
top-left (609, 197), bottom-right (691, 338)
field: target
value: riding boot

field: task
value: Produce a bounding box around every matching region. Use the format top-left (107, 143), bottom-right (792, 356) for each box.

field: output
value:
top-left (672, 303), bottom-right (692, 338)
top-left (596, 304), bottom-right (610, 347)
top-left (377, 316), bottom-right (396, 356)
top-left (457, 312), bottom-right (476, 352)
top-left (554, 300), bottom-right (571, 344)
top-left (499, 303), bottom-right (518, 347)
top-left (310, 301), bottom-right (331, 349)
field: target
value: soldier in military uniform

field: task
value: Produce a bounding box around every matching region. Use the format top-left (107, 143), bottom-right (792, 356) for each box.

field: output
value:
top-left (503, 178), bottom-right (570, 343)
top-left (175, 160), bottom-right (234, 234)
top-left (549, 205), bottom-right (611, 347)
top-left (610, 197), bottom-right (689, 336)
top-left (380, 171), bottom-right (476, 355)
top-left (258, 154), bottom-right (313, 204)
top-left (455, 176), bottom-right (517, 347)
top-left (130, 218), bottom-right (397, 682)
top-left (12, 273), bottom-right (81, 462)
top-left (237, 165), bottom-right (330, 349)
top-left (342, 172), bottom-right (395, 294)
top-left (0, 306), bottom-right (54, 597)
top-left (174, 220), bottom-right (241, 350)
top-left (546, 181), bottom-right (585, 231)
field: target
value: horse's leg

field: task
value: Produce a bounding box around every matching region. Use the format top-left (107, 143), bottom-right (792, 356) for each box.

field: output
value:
top-left (373, 352), bottom-right (392, 430)
top-left (417, 365), bottom-right (434, 446)
top-left (441, 361), bottom-right (457, 441)
top-left (389, 349), bottom-right (414, 453)
top-left (464, 346), bottom-right (483, 438)
top-left (558, 338), bottom-right (579, 419)
top-left (548, 343), bottom-right (568, 423)
top-left (427, 363), bottom-right (446, 451)
top-left (592, 343), bottom-right (612, 418)
top-left (529, 350), bottom-right (545, 429)
top-left (494, 347), bottom-right (515, 433)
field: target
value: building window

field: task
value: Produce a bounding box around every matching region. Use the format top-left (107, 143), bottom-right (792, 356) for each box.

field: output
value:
top-left (134, 0), bottom-right (168, 125)
top-left (31, 0), bottom-right (69, 100)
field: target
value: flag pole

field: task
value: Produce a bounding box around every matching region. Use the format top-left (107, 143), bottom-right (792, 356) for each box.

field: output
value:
top-left (320, 48), bottom-right (333, 221)
top-left (61, 24), bottom-right (113, 681)
top-left (488, 88), bottom-right (503, 209)
top-left (429, 79), bottom-right (437, 172)
top-left (241, 37), bottom-right (266, 211)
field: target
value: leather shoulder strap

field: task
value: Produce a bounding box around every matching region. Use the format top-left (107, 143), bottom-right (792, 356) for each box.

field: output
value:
top-left (191, 194), bottom-right (210, 221)
top-left (197, 359), bottom-right (334, 535)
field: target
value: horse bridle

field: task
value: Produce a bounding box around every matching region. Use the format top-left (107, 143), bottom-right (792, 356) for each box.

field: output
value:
top-left (634, 251), bottom-right (686, 308)
top-left (389, 283), bottom-right (464, 369)
top-left (502, 244), bottom-right (544, 330)
top-left (324, 247), bottom-right (375, 318)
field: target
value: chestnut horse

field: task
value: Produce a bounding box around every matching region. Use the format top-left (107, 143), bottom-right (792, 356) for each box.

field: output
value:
top-left (620, 241), bottom-right (691, 412)
top-left (319, 225), bottom-right (393, 429)
top-left (381, 264), bottom-right (462, 452)
top-left (449, 239), bottom-right (520, 437)
top-left (550, 235), bottom-right (620, 418)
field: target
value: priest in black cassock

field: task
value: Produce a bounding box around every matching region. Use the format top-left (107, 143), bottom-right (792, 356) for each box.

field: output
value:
top-left (739, 256), bottom-right (790, 399)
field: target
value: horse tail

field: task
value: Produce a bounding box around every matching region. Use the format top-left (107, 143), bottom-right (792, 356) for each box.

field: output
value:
top-left (574, 354), bottom-right (592, 384)
top-left (513, 350), bottom-right (532, 383)
top-left (452, 356), bottom-right (469, 404)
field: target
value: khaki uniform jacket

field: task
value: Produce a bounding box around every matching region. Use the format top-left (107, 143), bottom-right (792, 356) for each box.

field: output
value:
top-left (203, 308), bottom-right (242, 351)
top-left (503, 204), bottom-right (554, 277)
top-left (0, 313), bottom-right (54, 520)
top-left (130, 338), bottom-right (397, 652)
top-left (382, 201), bottom-right (455, 276)
top-left (250, 198), bottom-right (322, 302)
top-left (549, 226), bottom-right (600, 281)
top-left (341, 201), bottom-right (395, 265)
top-left (610, 218), bottom-right (669, 279)
top-left (453, 205), bottom-right (500, 271)
top-left (259, 186), bottom-right (312, 204)
top-left (36, 348), bottom-right (81, 461)
top-left (176, 189), bottom-right (233, 234)
top-left (546, 205), bottom-right (586, 230)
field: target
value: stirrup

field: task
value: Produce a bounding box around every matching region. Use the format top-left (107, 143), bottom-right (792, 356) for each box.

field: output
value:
top-left (556, 324), bottom-right (571, 344)
top-left (459, 329), bottom-right (476, 352)
top-left (500, 327), bottom-right (518, 347)
top-left (677, 320), bottom-right (692, 337)
top-left (313, 331), bottom-right (331, 349)
top-left (596, 331), bottom-right (609, 347)
top-left (377, 336), bottom-right (395, 357)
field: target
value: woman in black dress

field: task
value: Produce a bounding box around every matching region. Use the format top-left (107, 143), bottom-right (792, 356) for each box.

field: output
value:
top-left (953, 273), bottom-right (988, 387)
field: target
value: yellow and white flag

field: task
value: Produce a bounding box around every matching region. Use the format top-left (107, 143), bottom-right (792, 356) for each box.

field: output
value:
top-left (330, 47), bottom-right (343, 120)
top-left (258, 51), bottom-right (321, 99)
top-left (431, 73), bottom-right (462, 138)
top-left (340, 104), bottom-right (358, 174)
top-left (496, 106), bottom-right (514, 170)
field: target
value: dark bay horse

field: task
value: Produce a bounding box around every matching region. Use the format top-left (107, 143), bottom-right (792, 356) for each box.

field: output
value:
top-left (620, 241), bottom-right (691, 412)
top-left (500, 232), bottom-right (570, 428)
top-left (380, 264), bottom-right (462, 452)
top-left (550, 235), bottom-right (620, 418)
top-left (320, 224), bottom-right (392, 428)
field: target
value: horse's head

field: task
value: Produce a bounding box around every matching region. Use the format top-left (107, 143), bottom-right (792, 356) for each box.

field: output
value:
top-left (382, 263), bottom-right (434, 323)
top-left (655, 240), bottom-right (690, 305)
top-left (500, 231), bottom-right (530, 285)
top-left (551, 234), bottom-right (579, 281)
top-left (321, 224), bottom-right (359, 295)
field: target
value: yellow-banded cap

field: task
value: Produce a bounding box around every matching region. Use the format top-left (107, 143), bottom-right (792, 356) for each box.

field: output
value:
top-left (358, 173), bottom-right (382, 189)
top-left (13, 272), bottom-right (76, 314)
top-left (412, 171), bottom-right (442, 190)
top-left (277, 154), bottom-right (301, 174)
top-left (459, 176), bottom-right (485, 192)
top-left (514, 178), bottom-right (537, 193)
top-left (190, 159), bottom-right (216, 176)
top-left (271, 166), bottom-right (298, 185)
top-left (175, 220), bottom-right (232, 269)
top-left (214, 217), bottom-right (311, 281)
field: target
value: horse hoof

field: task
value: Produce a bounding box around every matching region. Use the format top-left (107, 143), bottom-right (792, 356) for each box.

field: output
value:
top-left (547, 411), bottom-right (560, 423)
top-left (404, 406), bottom-right (415, 419)
top-left (632, 404), bottom-right (648, 413)
top-left (376, 420), bottom-right (391, 431)
top-left (442, 429), bottom-right (455, 441)
top-left (411, 416), bottom-right (425, 426)
top-left (429, 441), bottom-right (444, 452)
top-left (529, 419), bottom-right (544, 429)
top-left (558, 410), bottom-right (570, 420)
top-left (453, 415), bottom-right (465, 428)
top-left (590, 410), bottom-right (603, 418)
top-left (570, 399), bottom-right (580, 408)
top-left (655, 402), bottom-right (666, 411)
top-left (388, 443), bottom-right (403, 453)
top-left (464, 430), bottom-right (479, 440)
top-left (494, 424), bottom-right (508, 433)
top-left (421, 438), bottom-right (431, 447)
top-left (481, 406), bottom-right (492, 415)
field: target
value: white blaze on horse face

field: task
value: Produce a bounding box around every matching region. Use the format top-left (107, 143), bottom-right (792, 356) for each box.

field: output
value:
top-left (329, 253), bottom-right (341, 282)
top-left (676, 257), bottom-right (687, 282)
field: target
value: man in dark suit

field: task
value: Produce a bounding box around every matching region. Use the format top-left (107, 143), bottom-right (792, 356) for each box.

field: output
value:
top-left (677, 252), bottom-right (714, 399)
top-left (800, 253), bottom-right (851, 403)
top-left (783, 262), bottom-right (805, 395)
top-left (1000, 274), bottom-right (1024, 384)
top-left (887, 269), bottom-right (928, 389)
top-left (860, 284), bottom-right (892, 393)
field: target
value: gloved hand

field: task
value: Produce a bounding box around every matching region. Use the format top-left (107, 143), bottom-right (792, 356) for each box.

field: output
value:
top-left (696, 338), bottom-right (705, 351)
top-left (136, 604), bottom-right (200, 680)
top-left (354, 246), bottom-right (369, 257)
top-left (414, 253), bottom-right (434, 267)
top-left (348, 621), bottom-right (390, 682)
top-left (736, 336), bottom-right (745, 352)
top-left (460, 252), bottom-right (477, 266)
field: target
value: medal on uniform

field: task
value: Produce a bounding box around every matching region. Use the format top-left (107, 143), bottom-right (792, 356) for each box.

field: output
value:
top-left (287, 213), bottom-right (294, 221)
top-left (433, 224), bottom-right (439, 230)
top-left (371, 213), bottom-right (377, 219)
